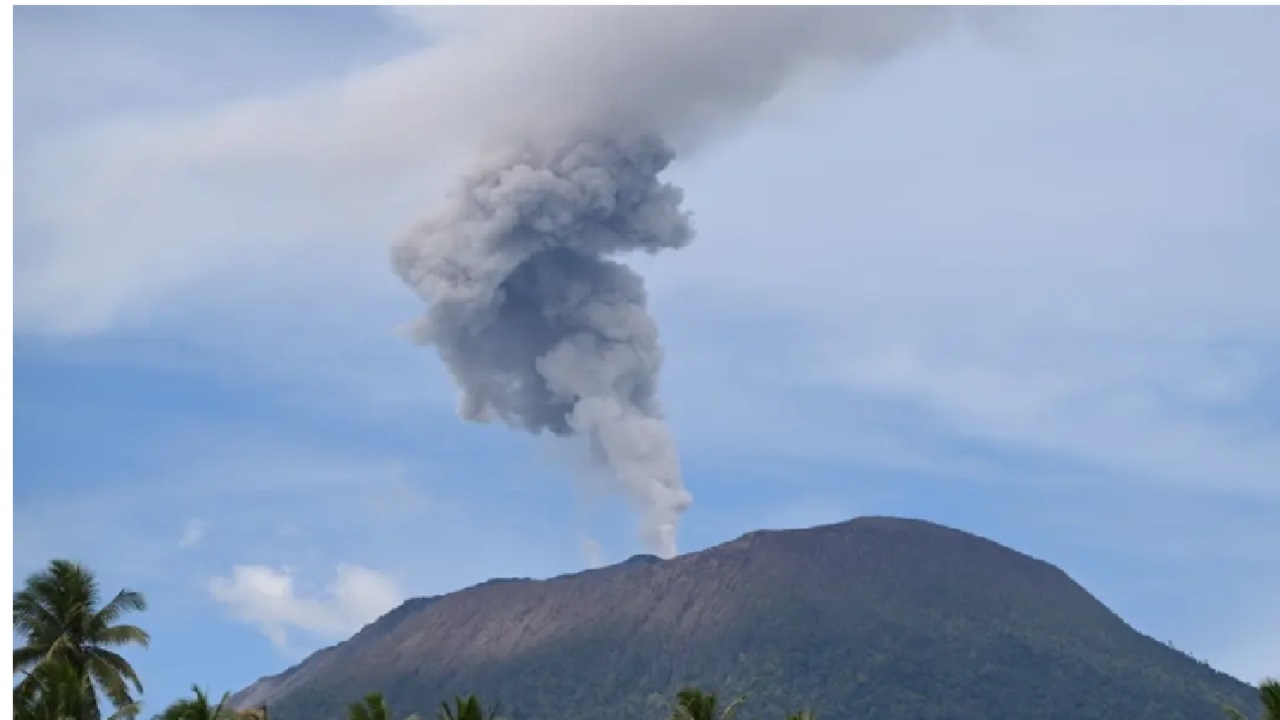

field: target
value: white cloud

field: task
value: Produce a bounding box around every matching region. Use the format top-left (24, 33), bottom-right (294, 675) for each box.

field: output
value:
top-left (178, 518), bottom-right (208, 549)
top-left (209, 563), bottom-right (404, 653)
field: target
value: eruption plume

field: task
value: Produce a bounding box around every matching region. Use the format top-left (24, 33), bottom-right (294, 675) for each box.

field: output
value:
top-left (393, 135), bottom-right (693, 556)
top-left (392, 7), bottom-right (969, 556)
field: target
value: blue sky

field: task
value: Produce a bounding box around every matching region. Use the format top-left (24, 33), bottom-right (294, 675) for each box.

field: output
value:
top-left (12, 5), bottom-right (1280, 714)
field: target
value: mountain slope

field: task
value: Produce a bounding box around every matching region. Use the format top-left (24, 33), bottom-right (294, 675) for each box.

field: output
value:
top-left (231, 516), bottom-right (1256, 720)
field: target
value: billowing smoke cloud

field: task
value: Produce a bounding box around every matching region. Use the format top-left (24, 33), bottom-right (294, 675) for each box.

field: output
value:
top-left (394, 135), bottom-right (693, 556)
top-left (392, 7), bottom-right (967, 556)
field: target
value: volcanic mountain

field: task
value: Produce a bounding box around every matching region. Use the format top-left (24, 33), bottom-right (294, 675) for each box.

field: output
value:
top-left (231, 517), bottom-right (1256, 720)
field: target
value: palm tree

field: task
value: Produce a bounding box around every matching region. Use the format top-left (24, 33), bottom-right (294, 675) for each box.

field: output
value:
top-left (13, 660), bottom-right (142, 720)
top-left (13, 560), bottom-right (151, 720)
top-left (436, 695), bottom-right (499, 720)
top-left (670, 688), bottom-right (746, 720)
top-left (349, 694), bottom-right (392, 720)
top-left (348, 693), bottom-right (430, 720)
top-left (157, 686), bottom-right (234, 720)
top-left (1224, 677), bottom-right (1280, 720)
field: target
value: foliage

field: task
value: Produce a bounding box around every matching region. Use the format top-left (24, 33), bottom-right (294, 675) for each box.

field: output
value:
top-left (435, 695), bottom-right (499, 720)
top-left (15, 659), bottom-right (95, 720)
top-left (346, 691), bottom-right (438, 720)
top-left (670, 688), bottom-right (745, 720)
top-left (349, 693), bottom-right (391, 720)
top-left (13, 560), bottom-right (151, 720)
top-left (156, 686), bottom-right (235, 720)
top-left (13, 659), bottom-right (142, 720)
top-left (1224, 678), bottom-right (1280, 720)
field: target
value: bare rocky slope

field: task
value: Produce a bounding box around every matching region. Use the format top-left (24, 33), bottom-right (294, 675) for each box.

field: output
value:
top-left (231, 516), bottom-right (1256, 720)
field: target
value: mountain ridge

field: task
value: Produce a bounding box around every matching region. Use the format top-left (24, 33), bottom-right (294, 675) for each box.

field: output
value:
top-left (231, 515), bottom-right (1256, 720)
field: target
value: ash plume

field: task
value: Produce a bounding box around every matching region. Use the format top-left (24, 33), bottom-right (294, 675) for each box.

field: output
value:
top-left (394, 135), bottom-right (693, 556)
top-left (392, 7), bottom-right (968, 557)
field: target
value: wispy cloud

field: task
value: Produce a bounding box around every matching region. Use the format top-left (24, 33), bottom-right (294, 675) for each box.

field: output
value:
top-left (179, 518), bottom-right (208, 549)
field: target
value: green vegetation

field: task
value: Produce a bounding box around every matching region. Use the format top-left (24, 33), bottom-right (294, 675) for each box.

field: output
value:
top-left (1224, 679), bottom-right (1280, 720)
top-left (11, 557), bottom-right (1272, 720)
top-left (347, 693), bottom-right (393, 720)
top-left (670, 688), bottom-right (745, 720)
top-left (435, 695), bottom-right (498, 720)
top-left (155, 686), bottom-right (235, 720)
top-left (14, 559), bottom-right (150, 720)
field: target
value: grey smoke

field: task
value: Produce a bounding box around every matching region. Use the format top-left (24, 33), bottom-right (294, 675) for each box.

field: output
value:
top-left (392, 7), bottom-right (969, 557)
top-left (394, 135), bottom-right (692, 556)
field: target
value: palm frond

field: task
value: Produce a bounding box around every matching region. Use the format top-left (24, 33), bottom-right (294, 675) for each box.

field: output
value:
top-left (94, 590), bottom-right (148, 628)
top-left (108, 700), bottom-right (144, 720)
top-left (87, 653), bottom-right (137, 711)
top-left (350, 693), bottom-right (391, 720)
top-left (160, 697), bottom-right (198, 720)
top-left (159, 684), bottom-right (231, 720)
top-left (12, 592), bottom-right (62, 640)
top-left (87, 647), bottom-right (145, 695)
top-left (13, 645), bottom-right (47, 673)
top-left (95, 623), bottom-right (151, 649)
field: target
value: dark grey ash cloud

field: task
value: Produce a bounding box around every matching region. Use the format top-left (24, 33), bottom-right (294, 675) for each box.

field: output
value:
top-left (393, 7), bottom-right (970, 556)
top-left (394, 135), bottom-right (692, 555)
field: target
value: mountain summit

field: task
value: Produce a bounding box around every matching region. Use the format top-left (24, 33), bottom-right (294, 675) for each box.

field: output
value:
top-left (232, 516), bottom-right (1254, 720)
